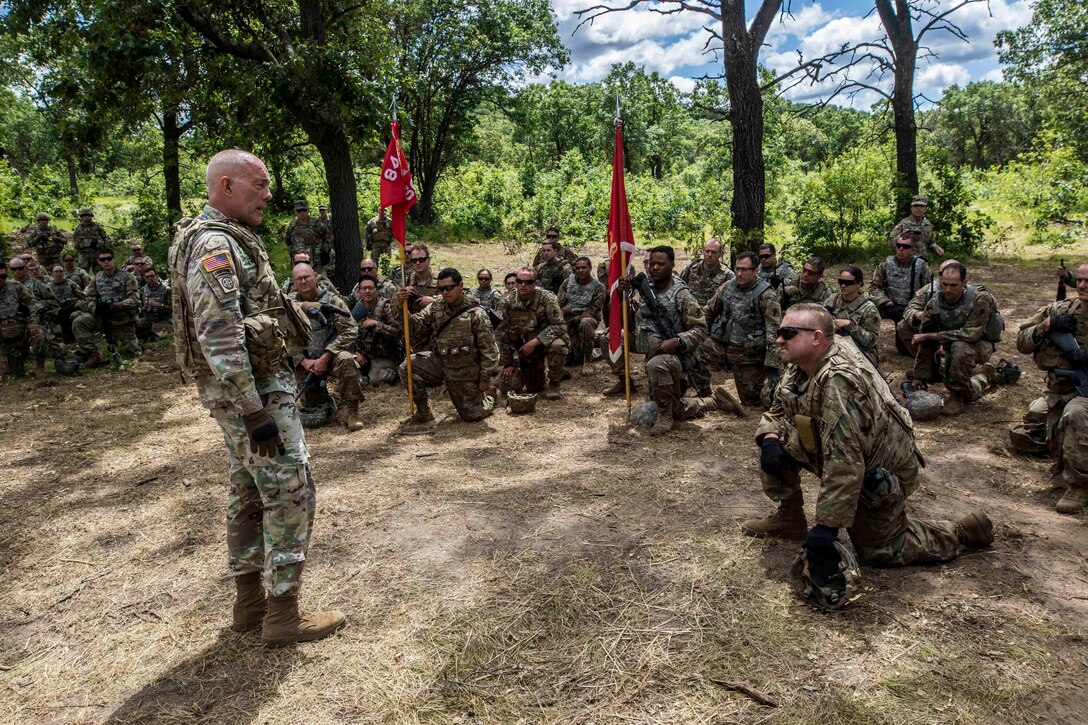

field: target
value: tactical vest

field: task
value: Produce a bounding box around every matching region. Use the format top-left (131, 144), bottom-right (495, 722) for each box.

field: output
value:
top-left (710, 280), bottom-right (771, 349)
top-left (536, 261), bottom-right (567, 294)
top-left (0, 284), bottom-right (29, 340)
top-left (300, 290), bottom-right (340, 358)
top-left (932, 285), bottom-right (1003, 342)
top-left (636, 278), bottom-right (688, 351)
top-left (563, 275), bottom-right (602, 311)
top-left (433, 301), bottom-right (484, 370)
top-left (506, 291), bottom-right (550, 339)
top-left (49, 279), bottom-right (80, 306)
top-left (883, 256), bottom-right (923, 306)
top-left (92, 271), bottom-right (137, 323)
top-left (170, 216), bottom-right (310, 378)
top-left (73, 223), bottom-right (102, 250)
top-left (141, 283), bottom-right (170, 319)
top-left (758, 261), bottom-right (791, 284)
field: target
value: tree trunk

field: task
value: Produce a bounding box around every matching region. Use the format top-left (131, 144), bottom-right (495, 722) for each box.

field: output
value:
top-left (722, 12), bottom-right (766, 250)
top-left (313, 129), bottom-right (363, 293)
top-left (65, 155), bottom-right (79, 201)
top-left (270, 158), bottom-right (288, 212)
top-left (162, 104), bottom-right (184, 230)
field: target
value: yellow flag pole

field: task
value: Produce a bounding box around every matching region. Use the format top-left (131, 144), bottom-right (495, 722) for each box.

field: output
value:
top-left (401, 242), bottom-right (414, 415)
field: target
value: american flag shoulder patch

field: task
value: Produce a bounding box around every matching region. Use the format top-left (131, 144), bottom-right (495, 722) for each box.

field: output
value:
top-left (200, 252), bottom-right (232, 273)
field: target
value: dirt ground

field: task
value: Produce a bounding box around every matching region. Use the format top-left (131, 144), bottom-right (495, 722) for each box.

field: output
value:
top-left (1, 245), bottom-right (1086, 724)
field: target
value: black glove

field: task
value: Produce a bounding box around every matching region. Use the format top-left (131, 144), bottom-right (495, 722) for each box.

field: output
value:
top-left (759, 437), bottom-right (792, 477)
top-left (242, 407), bottom-right (285, 458)
top-left (1050, 314), bottom-right (1078, 334)
top-left (802, 524), bottom-right (842, 584)
top-left (96, 300), bottom-right (113, 316)
top-left (1067, 347), bottom-right (1088, 367)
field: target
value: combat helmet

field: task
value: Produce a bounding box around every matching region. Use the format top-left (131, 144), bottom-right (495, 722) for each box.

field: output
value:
top-left (789, 541), bottom-right (866, 611)
top-left (507, 391), bottom-right (538, 415)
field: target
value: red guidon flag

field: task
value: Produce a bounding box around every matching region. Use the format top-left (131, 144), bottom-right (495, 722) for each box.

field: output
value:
top-left (379, 120), bottom-right (417, 246)
top-left (607, 122), bottom-right (637, 364)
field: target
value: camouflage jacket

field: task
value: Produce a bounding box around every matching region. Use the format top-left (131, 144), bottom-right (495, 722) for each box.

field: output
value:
top-left (474, 287), bottom-right (499, 311)
top-left (406, 270), bottom-right (439, 314)
top-left (28, 226), bottom-right (65, 259)
top-left (73, 221), bottom-right (108, 252)
top-left (535, 259), bottom-right (572, 296)
top-left (634, 277), bottom-right (707, 357)
top-left (705, 278), bottom-right (781, 368)
top-left (495, 287), bottom-right (568, 367)
top-left (532, 244), bottom-right (579, 268)
top-left (557, 275), bottom-right (605, 322)
top-left (779, 277), bottom-right (831, 310)
top-left (0, 280), bottom-right (39, 339)
top-left (921, 286), bottom-right (999, 344)
top-left (758, 260), bottom-right (794, 288)
top-left (65, 266), bottom-right (93, 289)
top-left (291, 288), bottom-right (357, 358)
top-left (680, 261), bottom-right (734, 307)
top-left (869, 256), bottom-right (931, 308)
top-left (756, 339), bottom-right (920, 529)
top-left (23, 276), bottom-right (59, 319)
top-left (170, 205), bottom-right (309, 414)
top-left (888, 215), bottom-right (936, 258)
top-left (284, 218), bottom-right (335, 272)
top-left (48, 277), bottom-right (85, 308)
top-left (356, 295), bottom-right (403, 359)
top-left (140, 280), bottom-right (172, 320)
top-left (825, 292), bottom-right (881, 365)
top-left (365, 215), bottom-right (392, 251)
top-left (409, 296), bottom-right (498, 373)
top-left (1016, 298), bottom-right (1088, 394)
top-left (85, 269), bottom-right (138, 323)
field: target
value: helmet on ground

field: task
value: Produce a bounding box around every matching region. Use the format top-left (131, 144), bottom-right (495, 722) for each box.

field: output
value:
top-left (995, 359), bottom-right (1021, 385)
top-left (507, 391), bottom-right (537, 415)
top-left (299, 402), bottom-right (331, 428)
top-left (1008, 423), bottom-right (1048, 457)
top-left (54, 355), bottom-right (80, 376)
top-left (789, 541), bottom-right (865, 611)
top-left (1024, 396), bottom-right (1048, 426)
top-left (629, 400), bottom-right (658, 428)
top-left (904, 390), bottom-right (943, 421)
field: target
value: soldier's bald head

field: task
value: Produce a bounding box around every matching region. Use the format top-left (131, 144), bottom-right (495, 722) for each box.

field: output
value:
top-left (292, 262), bottom-right (317, 283)
top-left (204, 149), bottom-right (271, 226)
top-left (206, 150), bottom-right (261, 191)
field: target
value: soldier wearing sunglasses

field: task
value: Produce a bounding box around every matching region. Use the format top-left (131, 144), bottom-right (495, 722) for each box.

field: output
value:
top-left (824, 266), bottom-right (881, 367)
top-left (743, 303), bottom-right (993, 580)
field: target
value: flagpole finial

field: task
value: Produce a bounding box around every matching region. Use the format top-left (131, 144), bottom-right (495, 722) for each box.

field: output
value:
top-left (391, 95), bottom-right (398, 123)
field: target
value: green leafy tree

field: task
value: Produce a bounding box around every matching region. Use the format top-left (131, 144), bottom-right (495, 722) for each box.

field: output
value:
top-left (929, 81), bottom-right (1040, 169)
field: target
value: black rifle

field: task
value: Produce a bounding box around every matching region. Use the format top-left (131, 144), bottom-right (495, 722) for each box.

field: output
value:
top-left (1048, 329), bottom-right (1088, 396)
top-left (631, 272), bottom-right (694, 389)
top-left (296, 305), bottom-right (352, 401)
top-left (1057, 258), bottom-right (1067, 302)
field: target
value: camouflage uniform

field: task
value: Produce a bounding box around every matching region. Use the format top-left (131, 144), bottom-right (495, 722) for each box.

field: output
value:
top-left (365, 214), bottom-right (393, 262)
top-left (284, 218), bottom-right (335, 277)
top-left (355, 296), bottom-right (403, 386)
top-left (47, 276), bottom-right (84, 344)
top-left (1016, 299), bottom-right (1088, 502)
top-left (695, 278), bottom-right (781, 406)
top-left (28, 226), bottom-right (66, 270)
top-left (290, 289), bottom-right (362, 416)
top-left (535, 258), bottom-right (572, 296)
top-left (170, 204), bottom-right (316, 597)
top-left (889, 215), bottom-right (936, 259)
top-left (474, 287), bottom-right (499, 311)
top-left (557, 273), bottom-right (605, 365)
top-left (72, 268), bottom-right (141, 357)
top-left (400, 296), bottom-right (498, 421)
top-left (779, 276), bottom-right (830, 311)
top-left (634, 277), bottom-right (709, 420)
top-left (913, 285), bottom-right (1002, 402)
top-left (495, 287), bottom-right (569, 394)
top-left (755, 339), bottom-right (964, 565)
top-left (280, 269), bottom-right (342, 304)
top-left (0, 280), bottom-right (40, 378)
top-left (406, 269), bottom-right (440, 315)
top-left (680, 260), bottom-right (734, 307)
top-left (65, 265), bottom-right (93, 290)
top-left (23, 275), bottom-right (59, 360)
top-left (137, 278), bottom-right (172, 339)
top-left (73, 220), bottom-right (109, 272)
top-left (532, 244), bottom-right (579, 268)
top-left (869, 255), bottom-right (931, 322)
top-left (896, 279), bottom-right (941, 356)
top-left (352, 276), bottom-right (397, 304)
top-left (758, 260), bottom-right (794, 290)
top-left (825, 291), bottom-right (881, 367)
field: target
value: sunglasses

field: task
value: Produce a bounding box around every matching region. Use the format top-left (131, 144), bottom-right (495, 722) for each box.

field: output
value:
top-left (545, 234), bottom-right (558, 239)
top-left (99, 257), bottom-right (114, 262)
top-left (896, 243), bottom-right (914, 250)
top-left (837, 278), bottom-right (857, 286)
top-left (778, 326), bottom-right (818, 340)
top-left (734, 265), bottom-right (756, 272)
top-left (436, 284), bottom-right (458, 293)
top-left (410, 257), bottom-right (428, 264)
top-left (478, 277), bottom-right (491, 282)
top-left (515, 279), bottom-right (534, 285)
top-left (9, 266), bottom-right (25, 271)
top-left (757, 253), bottom-right (772, 260)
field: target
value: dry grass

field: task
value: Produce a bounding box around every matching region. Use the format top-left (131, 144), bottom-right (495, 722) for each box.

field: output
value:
top-left (1, 247), bottom-right (1086, 724)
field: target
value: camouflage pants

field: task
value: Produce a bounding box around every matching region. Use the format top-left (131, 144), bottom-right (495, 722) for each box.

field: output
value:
top-left (402, 351), bottom-right (490, 421)
top-left (370, 239), bottom-right (391, 263)
top-left (912, 338), bottom-right (994, 401)
top-left (322, 351), bottom-right (363, 407)
top-left (1048, 394), bottom-right (1088, 489)
top-left (361, 356), bottom-right (398, 386)
top-left (0, 338), bottom-right (30, 377)
top-left (760, 462), bottom-right (962, 566)
top-left (894, 317), bottom-right (916, 357)
top-left (498, 339), bottom-right (567, 394)
top-left (76, 250), bottom-right (99, 274)
top-left (72, 312), bottom-right (141, 357)
top-left (601, 327), bottom-right (638, 376)
top-left (694, 337), bottom-right (768, 407)
top-left (567, 317), bottom-right (598, 365)
top-left (211, 392), bottom-right (316, 596)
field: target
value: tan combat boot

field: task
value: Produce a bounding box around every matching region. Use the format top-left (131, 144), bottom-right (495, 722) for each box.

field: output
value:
top-left (410, 400), bottom-right (435, 424)
top-left (649, 391), bottom-right (674, 436)
top-left (545, 382), bottom-right (562, 400)
top-left (603, 375), bottom-right (637, 397)
top-left (954, 510), bottom-right (994, 548)
top-left (712, 385), bottom-right (747, 418)
top-left (1056, 487), bottom-right (1088, 514)
top-left (231, 572), bottom-right (267, 632)
top-left (340, 399), bottom-right (364, 431)
top-left (741, 494), bottom-right (807, 541)
top-left (261, 595), bottom-right (347, 647)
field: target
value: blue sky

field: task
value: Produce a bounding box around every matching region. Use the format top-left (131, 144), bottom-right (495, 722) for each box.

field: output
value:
top-left (548, 0), bottom-right (1033, 106)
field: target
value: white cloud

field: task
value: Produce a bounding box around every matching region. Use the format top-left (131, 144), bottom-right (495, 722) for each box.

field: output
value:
top-left (668, 75), bottom-right (697, 93)
top-left (917, 62), bottom-right (971, 94)
top-left (560, 30), bottom-right (714, 83)
top-left (984, 67), bottom-right (1005, 82)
